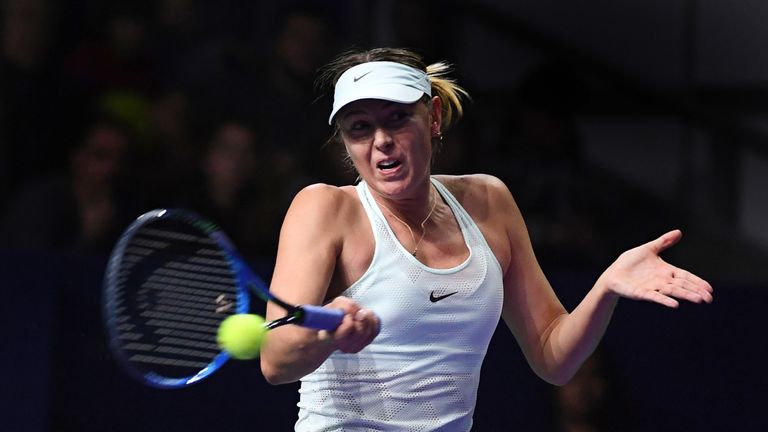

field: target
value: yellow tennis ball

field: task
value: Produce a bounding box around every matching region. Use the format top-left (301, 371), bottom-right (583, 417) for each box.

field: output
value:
top-left (217, 314), bottom-right (267, 360)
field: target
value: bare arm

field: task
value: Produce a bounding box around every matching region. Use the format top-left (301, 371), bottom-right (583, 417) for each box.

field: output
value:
top-left (260, 185), bottom-right (379, 385)
top-left (494, 178), bottom-right (713, 385)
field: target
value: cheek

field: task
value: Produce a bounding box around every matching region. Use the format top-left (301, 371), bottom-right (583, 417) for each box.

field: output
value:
top-left (402, 129), bottom-right (432, 159)
top-left (342, 143), bottom-right (353, 162)
top-left (343, 143), bottom-right (366, 166)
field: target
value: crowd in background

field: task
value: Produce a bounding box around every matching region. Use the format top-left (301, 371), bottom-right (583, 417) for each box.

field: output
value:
top-left (0, 0), bottom-right (682, 268)
top-left (0, 0), bottom-right (680, 429)
top-left (0, 1), bottom-right (698, 430)
top-left (0, 0), bottom-right (356, 261)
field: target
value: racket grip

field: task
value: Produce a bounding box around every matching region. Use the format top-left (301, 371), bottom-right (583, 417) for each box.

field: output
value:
top-left (300, 305), bottom-right (345, 330)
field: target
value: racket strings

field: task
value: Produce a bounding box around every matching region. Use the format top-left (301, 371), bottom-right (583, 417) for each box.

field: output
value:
top-left (111, 220), bottom-right (239, 379)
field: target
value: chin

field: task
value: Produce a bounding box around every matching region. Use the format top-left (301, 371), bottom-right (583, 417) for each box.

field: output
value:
top-left (380, 178), bottom-right (427, 199)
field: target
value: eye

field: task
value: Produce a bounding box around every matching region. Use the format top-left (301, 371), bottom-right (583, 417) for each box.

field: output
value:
top-left (340, 118), bottom-right (373, 140)
top-left (392, 110), bottom-right (410, 121)
top-left (386, 109), bottom-right (412, 127)
top-left (350, 120), bottom-right (370, 132)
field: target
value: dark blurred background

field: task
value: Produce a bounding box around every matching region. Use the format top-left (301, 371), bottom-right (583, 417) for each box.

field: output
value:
top-left (1, 0), bottom-right (766, 431)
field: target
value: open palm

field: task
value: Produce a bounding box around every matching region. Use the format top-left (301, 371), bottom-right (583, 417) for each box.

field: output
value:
top-left (600, 230), bottom-right (714, 308)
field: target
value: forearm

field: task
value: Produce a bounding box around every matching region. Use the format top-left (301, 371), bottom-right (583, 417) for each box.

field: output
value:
top-left (260, 327), bottom-right (337, 385)
top-left (260, 300), bottom-right (379, 384)
top-left (537, 278), bottom-right (619, 385)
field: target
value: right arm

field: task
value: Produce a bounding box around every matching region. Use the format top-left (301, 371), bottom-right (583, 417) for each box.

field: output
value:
top-left (259, 184), bottom-right (379, 384)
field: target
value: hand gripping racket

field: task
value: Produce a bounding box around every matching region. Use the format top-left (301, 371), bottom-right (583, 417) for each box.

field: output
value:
top-left (102, 208), bottom-right (344, 389)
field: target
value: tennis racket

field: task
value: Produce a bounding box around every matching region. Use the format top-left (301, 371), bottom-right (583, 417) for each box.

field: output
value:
top-left (102, 208), bottom-right (344, 389)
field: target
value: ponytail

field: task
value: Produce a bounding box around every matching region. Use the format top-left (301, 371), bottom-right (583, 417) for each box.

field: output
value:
top-left (427, 62), bottom-right (470, 131)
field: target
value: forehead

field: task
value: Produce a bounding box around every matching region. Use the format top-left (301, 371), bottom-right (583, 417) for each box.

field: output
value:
top-left (338, 99), bottom-right (421, 121)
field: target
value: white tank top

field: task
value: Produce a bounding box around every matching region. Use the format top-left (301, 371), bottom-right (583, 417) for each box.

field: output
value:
top-left (295, 178), bottom-right (504, 431)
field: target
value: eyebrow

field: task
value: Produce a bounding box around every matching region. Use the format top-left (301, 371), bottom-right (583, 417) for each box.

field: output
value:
top-left (340, 101), bottom-right (399, 120)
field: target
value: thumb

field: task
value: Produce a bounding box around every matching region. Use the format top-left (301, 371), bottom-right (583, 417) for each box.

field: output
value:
top-left (650, 229), bottom-right (682, 254)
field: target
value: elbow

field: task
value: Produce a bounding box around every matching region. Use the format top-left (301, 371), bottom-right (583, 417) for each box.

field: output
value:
top-left (531, 364), bottom-right (576, 387)
top-left (543, 371), bottom-right (574, 387)
top-left (259, 329), bottom-right (334, 384)
top-left (535, 363), bottom-right (577, 387)
top-left (260, 357), bottom-right (298, 386)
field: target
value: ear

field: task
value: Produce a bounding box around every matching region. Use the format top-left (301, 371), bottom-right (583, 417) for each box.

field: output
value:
top-left (429, 96), bottom-right (443, 135)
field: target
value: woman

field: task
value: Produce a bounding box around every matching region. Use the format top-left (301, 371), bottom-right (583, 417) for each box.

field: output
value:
top-left (260, 48), bottom-right (713, 431)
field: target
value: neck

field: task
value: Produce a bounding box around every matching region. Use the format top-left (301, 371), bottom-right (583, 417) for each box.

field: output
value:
top-left (372, 180), bottom-right (435, 224)
top-left (373, 182), bottom-right (438, 258)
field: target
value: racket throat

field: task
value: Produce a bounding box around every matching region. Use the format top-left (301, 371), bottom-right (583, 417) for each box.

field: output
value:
top-left (266, 308), bottom-right (304, 330)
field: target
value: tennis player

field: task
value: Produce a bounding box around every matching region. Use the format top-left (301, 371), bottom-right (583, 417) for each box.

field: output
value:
top-left (260, 47), bottom-right (713, 431)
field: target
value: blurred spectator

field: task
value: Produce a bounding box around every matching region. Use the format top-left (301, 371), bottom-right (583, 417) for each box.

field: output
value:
top-left (550, 347), bottom-right (642, 432)
top-left (175, 119), bottom-right (286, 260)
top-left (157, 0), bottom-right (261, 124)
top-left (388, 0), bottom-right (459, 62)
top-left (505, 61), bottom-right (686, 265)
top-left (63, 1), bottom-right (158, 151)
top-left (131, 89), bottom-right (198, 208)
top-left (0, 0), bottom-right (69, 210)
top-left (488, 60), bottom-right (608, 266)
top-left (0, 116), bottom-right (138, 255)
top-left (260, 2), bottom-right (351, 186)
top-left (147, 0), bottom-right (204, 90)
top-left (65, 2), bottom-right (155, 97)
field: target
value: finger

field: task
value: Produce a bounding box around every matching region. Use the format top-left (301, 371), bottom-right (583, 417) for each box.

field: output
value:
top-left (641, 289), bottom-right (680, 308)
top-left (685, 269), bottom-right (713, 289)
top-left (352, 309), bottom-right (381, 334)
top-left (650, 229), bottom-right (683, 254)
top-left (330, 313), bottom-right (357, 341)
top-left (672, 269), bottom-right (714, 302)
top-left (658, 282), bottom-right (706, 304)
top-left (347, 312), bottom-right (380, 352)
top-left (678, 277), bottom-right (713, 303)
top-left (370, 311), bottom-right (382, 336)
top-left (352, 311), bottom-right (377, 341)
top-left (333, 313), bottom-right (372, 353)
top-left (329, 296), bottom-right (361, 315)
top-left (354, 308), bottom-right (370, 322)
top-left (338, 328), bottom-right (371, 353)
top-left (343, 332), bottom-right (372, 353)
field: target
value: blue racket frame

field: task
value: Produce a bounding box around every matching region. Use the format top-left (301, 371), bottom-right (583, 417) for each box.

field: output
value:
top-left (103, 208), bottom-right (344, 389)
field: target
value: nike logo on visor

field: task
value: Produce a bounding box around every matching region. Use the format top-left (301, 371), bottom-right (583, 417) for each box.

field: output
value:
top-left (430, 291), bottom-right (459, 303)
top-left (353, 70), bottom-right (373, 82)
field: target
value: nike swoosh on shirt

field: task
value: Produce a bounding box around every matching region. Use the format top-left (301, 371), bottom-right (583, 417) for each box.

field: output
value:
top-left (429, 291), bottom-right (459, 303)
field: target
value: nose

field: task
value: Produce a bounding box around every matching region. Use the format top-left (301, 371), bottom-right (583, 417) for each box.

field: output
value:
top-left (373, 127), bottom-right (394, 152)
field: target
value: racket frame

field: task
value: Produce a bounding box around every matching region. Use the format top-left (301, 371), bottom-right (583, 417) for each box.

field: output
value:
top-left (103, 209), bottom-right (251, 388)
top-left (103, 208), bottom-right (344, 389)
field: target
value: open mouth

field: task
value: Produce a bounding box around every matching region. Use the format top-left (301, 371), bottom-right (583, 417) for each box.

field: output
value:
top-left (377, 159), bottom-right (402, 170)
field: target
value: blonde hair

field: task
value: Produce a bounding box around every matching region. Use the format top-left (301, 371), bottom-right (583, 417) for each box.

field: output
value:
top-left (425, 61), bottom-right (470, 131)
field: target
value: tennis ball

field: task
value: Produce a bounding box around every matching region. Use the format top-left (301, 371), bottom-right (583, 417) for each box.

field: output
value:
top-left (217, 314), bottom-right (267, 360)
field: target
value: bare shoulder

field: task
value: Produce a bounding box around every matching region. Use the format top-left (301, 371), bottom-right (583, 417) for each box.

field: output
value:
top-left (271, 183), bottom-right (362, 306)
top-left (281, 183), bottom-right (360, 237)
top-left (290, 183), bottom-right (358, 211)
top-left (286, 183), bottom-right (363, 221)
top-left (433, 174), bottom-right (516, 221)
top-left (275, 182), bottom-right (370, 299)
top-left (275, 183), bottom-right (359, 272)
top-left (434, 173), bottom-right (510, 196)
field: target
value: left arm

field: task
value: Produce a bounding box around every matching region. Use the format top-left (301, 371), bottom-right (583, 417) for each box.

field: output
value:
top-left (489, 177), bottom-right (713, 385)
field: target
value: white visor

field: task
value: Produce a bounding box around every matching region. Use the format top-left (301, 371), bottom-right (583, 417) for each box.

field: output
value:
top-left (328, 61), bottom-right (431, 125)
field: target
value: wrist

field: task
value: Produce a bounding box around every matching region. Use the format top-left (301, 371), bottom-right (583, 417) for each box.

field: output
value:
top-left (594, 274), bottom-right (621, 303)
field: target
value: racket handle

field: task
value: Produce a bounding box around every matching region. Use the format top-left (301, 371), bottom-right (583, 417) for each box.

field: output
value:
top-left (300, 305), bottom-right (345, 330)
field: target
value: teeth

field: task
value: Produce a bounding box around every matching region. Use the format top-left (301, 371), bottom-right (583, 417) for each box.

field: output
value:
top-left (379, 160), bottom-right (398, 169)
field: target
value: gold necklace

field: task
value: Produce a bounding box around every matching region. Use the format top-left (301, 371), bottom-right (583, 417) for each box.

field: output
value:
top-left (379, 188), bottom-right (438, 258)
